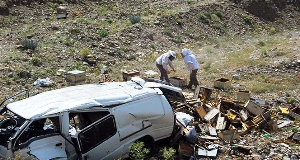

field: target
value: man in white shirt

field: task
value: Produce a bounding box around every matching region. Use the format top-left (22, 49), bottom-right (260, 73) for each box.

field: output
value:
top-left (156, 50), bottom-right (177, 83)
top-left (181, 48), bottom-right (199, 89)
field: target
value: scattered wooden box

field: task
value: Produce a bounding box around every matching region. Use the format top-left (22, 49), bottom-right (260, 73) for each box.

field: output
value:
top-left (178, 141), bottom-right (194, 157)
top-left (235, 90), bottom-right (251, 102)
top-left (169, 76), bottom-right (187, 87)
top-left (122, 70), bottom-right (140, 81)
top-left (213, 78), bottom-right (231, 90)
top-left (66, 70), bottom-right (85, 85)
top-left (244, 100), bottom-right (264, 116)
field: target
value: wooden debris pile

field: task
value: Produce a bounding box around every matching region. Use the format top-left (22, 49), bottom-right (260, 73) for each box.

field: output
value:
top-left (169, 86), bottom-right (300, 159)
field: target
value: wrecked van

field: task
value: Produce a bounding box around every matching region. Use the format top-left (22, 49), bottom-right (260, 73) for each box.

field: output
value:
top-left (0, 77), bottom-right (185, 160)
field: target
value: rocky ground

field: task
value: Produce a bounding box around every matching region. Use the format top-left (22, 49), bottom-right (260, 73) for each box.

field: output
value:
top-left (0, 0), bottom-right (300, 159)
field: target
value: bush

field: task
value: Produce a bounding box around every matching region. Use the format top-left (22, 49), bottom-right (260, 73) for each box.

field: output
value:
top-left (129, 141), bottom-right (149, 160)
top-left (129, 15), bottom-right (141, 24)
top-left (269, 27), bottom-right (276, 35)
top-left (99, 29), bottom-right (109, 37)
top-left (22, 39), bottom-right (38, 50)
top-left (31, 57), bottom-right (42, 66)
top-left (161, 147), bottom-right (176, 160)
top-left (80, 47), bottom-right (91, 58)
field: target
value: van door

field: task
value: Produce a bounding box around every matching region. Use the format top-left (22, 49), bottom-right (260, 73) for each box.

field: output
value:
top-left (78, 116), bottom-right (121, 160)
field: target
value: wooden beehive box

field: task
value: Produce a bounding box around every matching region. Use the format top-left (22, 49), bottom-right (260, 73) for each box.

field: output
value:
top-left (235, 90), bottom-right (251, 102)
top-left (122, 70), bottom-right (140, 81)
top-left (213, 78), bottom-right (231, 90)
top-left (169, 76), bottom-right (186, 87)
top-left (66, 70), bottom-right (86, 85)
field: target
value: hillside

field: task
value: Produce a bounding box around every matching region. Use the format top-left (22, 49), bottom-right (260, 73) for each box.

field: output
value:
top-left (1, 0), bottom-right (300, 100)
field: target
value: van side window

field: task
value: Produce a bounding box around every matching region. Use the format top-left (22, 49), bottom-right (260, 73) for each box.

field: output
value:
top-left (69, 111), bottom-right (109, 131)
top-left (78, 116), bottom-right (116, 153)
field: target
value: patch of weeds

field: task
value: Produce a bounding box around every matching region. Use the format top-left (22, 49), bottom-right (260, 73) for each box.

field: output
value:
top-left (149, 43), bottom-right (156, 49)
top-left (163, 29), bottom-right (173, 38)
top-left (63, 38), bottom-right (74, 46)
top-left (107, 19), bottom-right (113, 24)
top-left (129, 141), bottom-right (149, 160)
top-left (70, 28), bottom-right (81, 34)
top-left (203, 62), bottom-right (211, 72)
top-left (117, 49), bottom-right (123, 56)
top-left (173, 37), bottom-right (183, 43)
top-left (286, 97), bottom-right (299, 104)
top-left (46, 68), bottom-right (56, 76)
top-left (187, 0), bottom-right (192, 4)
top-left (7, 51), bottom-right (22, 61)
top-left (161, 147), bottom-right (176, 160)
top-left (208, 36), bottom-right (220, 44)
top-left (99, 29), bottom-right (109, 37)
top-left (214, 10), bottom-right (222, 18)
top-left (127, 54), bottom-right (136, 60)
top-left (67, 61), bottom-right (85, 71)
top-left (76, 18), bottom-right (87, 23)
top-left (176, 19), bottom-right (183, 25)
top-left (258, 41), bottom-right (266, 47)
top-left (129, 15), bottom-right (141, 24)
top-left (273, 51), bottom-right (287, 57)
top-left (212, 23), bottom-right (222, 29)
top-left (31, 57), bottom-right (42, 66)
top-left (269, 27), bottom-right (276, 35)
top-left (199, 12), bottom-right (211, 23)
top-left (80, 47), bottom-right (91, 59)
top-left (243, 14), bottom-right (252, 24)
top-left (261, 46), bottom-right (269, 57)
top-left (16, 70), bottom-right (31, 78)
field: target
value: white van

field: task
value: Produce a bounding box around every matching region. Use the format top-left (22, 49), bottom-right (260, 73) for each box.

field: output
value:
top-left (0, 77), bottom-right (185, 160)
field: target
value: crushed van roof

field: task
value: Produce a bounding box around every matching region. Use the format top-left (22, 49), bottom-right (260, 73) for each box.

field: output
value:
top-left (6, 81), bottom-right (162, 119)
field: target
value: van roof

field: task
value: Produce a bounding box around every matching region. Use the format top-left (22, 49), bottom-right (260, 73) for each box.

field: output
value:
top-left (7, 80), bottom-right (170, 119)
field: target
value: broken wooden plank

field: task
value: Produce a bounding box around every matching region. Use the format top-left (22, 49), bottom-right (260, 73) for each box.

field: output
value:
top-left (204, 108), bottom-right (219, 121)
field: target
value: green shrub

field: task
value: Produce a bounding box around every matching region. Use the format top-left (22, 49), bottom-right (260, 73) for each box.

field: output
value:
top-left (176, 19), bottom-right (183, 25)
top-left (187, 0), bottom-right (192, 4)
top-left (214, 10), bottom-right (222, 18)
top-left (269, 27), bottom-right (276, 35)
top-left (243, 14), bottom-right (252, 24)
top-left (129, 141), bottom-right (149, 160)
top-left (163, 29), bottom-right (173, 38)
top-left (107, 19), bottom-right (113, 24)
top-left (129, 16), bottom-right (141, 24)
top-left (258, 41), bottom-right (266, 46)
top-left (161, 147), bottom-right (176, 160)
top-left (31, 57), bottom-right (42, 66)
top-left (80, 47), bottom-right (91, 58)
top-left (22, 39), bottom-right (38, 50)
top-left (99, 29), bottom-right (109, 37)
